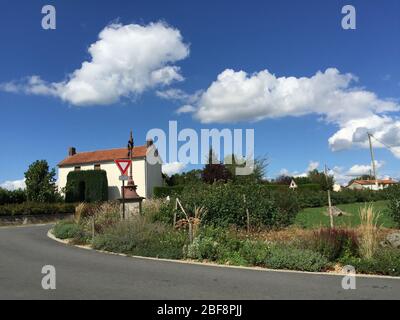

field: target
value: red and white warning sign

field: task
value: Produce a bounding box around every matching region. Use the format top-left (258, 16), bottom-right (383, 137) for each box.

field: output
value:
top-left (115, 159), bottom-right (131, 176)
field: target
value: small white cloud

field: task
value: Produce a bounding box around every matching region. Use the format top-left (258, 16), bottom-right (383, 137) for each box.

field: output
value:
top-left (0, 22), bottom-right (190, 106)
top-left (176, 105), bottom-right (196, 114)
top-left (156, 88), bottom-right (203, 110)
top-left (0, 179), bottom-right (26, 191)
top-left (307, 161), bottom-right (320, 172)
top-left (162, 162), bottom-right (187, 176)
top-left (346, 161), bottom-right (384, 177)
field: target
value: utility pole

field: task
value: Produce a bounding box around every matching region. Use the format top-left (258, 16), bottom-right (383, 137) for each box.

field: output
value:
top-left (368, 133), bottom-right (379, 189)
top-left (325, 165), bottom-right (334, 229)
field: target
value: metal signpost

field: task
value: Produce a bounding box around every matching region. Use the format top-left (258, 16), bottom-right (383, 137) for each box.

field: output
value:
top-left (115, 159), bottom-right (131, 219)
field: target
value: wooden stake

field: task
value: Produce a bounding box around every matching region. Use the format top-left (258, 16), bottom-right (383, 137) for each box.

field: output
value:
top-left (173, 199), bottom-right (177, 227)
top-left (92, 215), bottom-right (95, 240)
top-left (325, 165), bottom-right (334, 229)
top-left (243, 194), bottom-right (250, 233)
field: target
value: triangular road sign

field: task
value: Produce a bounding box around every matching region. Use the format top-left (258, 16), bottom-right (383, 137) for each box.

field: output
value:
top-left (115, 159), bottom-right (131, 176)
top-left (289, 179), bottom-right (298, 190)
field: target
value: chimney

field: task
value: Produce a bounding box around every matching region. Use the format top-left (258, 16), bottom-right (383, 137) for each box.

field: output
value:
top-left (146, 139), bottom-right (154, 148)
top-left (68, 147), bottom-right (76, 157)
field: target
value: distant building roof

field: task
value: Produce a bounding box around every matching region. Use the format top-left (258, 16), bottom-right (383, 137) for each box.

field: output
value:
top-left (350, 179), bottom-right (397, 186)
top-left (58, 146), bottom-right (148, 167)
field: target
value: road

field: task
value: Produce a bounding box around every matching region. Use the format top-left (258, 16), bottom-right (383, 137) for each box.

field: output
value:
top-left (0, 224), bottom-right (399, 300)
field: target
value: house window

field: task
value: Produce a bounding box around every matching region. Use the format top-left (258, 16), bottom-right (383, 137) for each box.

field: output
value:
top-left (94, 164), bottom-right (101, 170)
top-left (74, 166), bottom-right (81, 171)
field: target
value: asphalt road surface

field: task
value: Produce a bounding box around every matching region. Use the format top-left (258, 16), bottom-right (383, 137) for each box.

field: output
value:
top-left (0, 224), bottom-right (399, 300)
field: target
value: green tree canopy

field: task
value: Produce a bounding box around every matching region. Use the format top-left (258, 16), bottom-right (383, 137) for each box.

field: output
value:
top-left (225, 154), bottom-right (268, 184)
top-left (307, 169), bottom-right (334, 191)
top-left (24, 160), bottom-right (58, 203)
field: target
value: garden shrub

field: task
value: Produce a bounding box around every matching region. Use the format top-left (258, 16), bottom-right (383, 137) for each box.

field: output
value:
top-left (172, 182), bottom-right (298, 229)
top-left (237, 239), bottom-right (270, 266)
top-left (185, 226), bottom-right (269, 266)
top-left (92, 217), bottom-right (188, 259)
top-left (153, 186), bottom-right (184, 198)
top-left (65, 170), bottom-right (108, 203)
top-left (0, 188), bottom-right (26, 205)
top-left (311, 228), bottom-right (359, 261)
top-left (387, 185), bottom-right (400, 227)
top-left (265, 246), bottom-right (329, 272)
top-left (341, 249), bottom-right (400, 277)
top-left (0, 202), bottom-right (75, 216)
top-left (53, 221), bottom-right (83, 240)
top-left (185, 235), bottom-right (220, 261)
top-left (152, 201), bottom-right (176, 225)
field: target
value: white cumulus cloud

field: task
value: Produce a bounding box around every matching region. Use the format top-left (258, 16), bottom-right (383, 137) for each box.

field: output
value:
top-left (346, 161), bottom-right (384, 177)
top-left (0, 179), bottom-right (26, 191)
top-left (0, 22), bottom-right (190, 106)
top-left (162, 162), bottom-right (187, 176)
top-left (188, 68), bottom-right (400, 157)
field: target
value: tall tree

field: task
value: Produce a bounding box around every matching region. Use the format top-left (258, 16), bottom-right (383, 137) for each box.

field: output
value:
top-left (274, 175), bottom-right (293, 185)
top-left (202, 149), bottom-right (232, 184)
top-left (308, 169), bottom-right (334, 191)
top-left (225, 154), bottom-right (268, 183)
top-left (24, 160), bottom-right (58, 202)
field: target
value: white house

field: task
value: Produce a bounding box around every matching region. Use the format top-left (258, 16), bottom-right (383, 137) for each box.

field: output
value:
top-left (333, 184), bottom-right (342, 192)
top-left (57, 140), bottom-right (163, 200)
top-left (347, 179), bottom-right (397, 191)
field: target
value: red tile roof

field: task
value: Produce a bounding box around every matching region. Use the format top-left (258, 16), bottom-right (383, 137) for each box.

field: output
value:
top-left (58, 146), bottom-right (148, 167)
top-left (351, 179), bottom-right (397, 186)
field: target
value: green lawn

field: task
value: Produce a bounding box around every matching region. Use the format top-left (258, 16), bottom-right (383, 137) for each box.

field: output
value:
top-left (295, 201), bottom-right (396, 229)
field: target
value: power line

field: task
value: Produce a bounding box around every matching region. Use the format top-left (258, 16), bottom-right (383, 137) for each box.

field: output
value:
top-left (368, 133), bottom-right (397, 153)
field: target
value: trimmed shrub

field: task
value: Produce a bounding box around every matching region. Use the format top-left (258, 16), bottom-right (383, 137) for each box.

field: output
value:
top-left (153, 186), bottom-right (184, 198)
top-left (311, 228), bottom-right (359, 261)
top-left (65, 170), bottom-right (108, 203)
top-left (0, 202), bottom-right (75, 216)
top-left (53, 221), bottom-right (83, 239)
top-left (265, 246), bottom-right (329, 272)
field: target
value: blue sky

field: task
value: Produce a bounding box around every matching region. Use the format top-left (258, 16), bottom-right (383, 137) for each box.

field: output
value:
top-left (1, 0), bottom-right (400, 188)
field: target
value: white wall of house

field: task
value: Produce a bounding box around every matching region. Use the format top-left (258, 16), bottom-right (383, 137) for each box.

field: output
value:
top-left (348, 183), bottom-right (386, 191)
top-left (58, 159), bottom-right (152, 200)
top-left (146, 161), bottom-right (163, 198)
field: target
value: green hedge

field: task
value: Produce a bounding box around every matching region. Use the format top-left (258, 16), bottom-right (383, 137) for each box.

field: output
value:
top-left (153, 186), bottom-right (184, 198)
top-left (387, 185), bottom-right (400, 227)
top-left (298, 189), bottom-right (388, 208)
top-left (0, 202), bottom-right (75, 216)
top-left (65, 170), bottom-right (108, 203)
top-left (0, 188), bottom-right (26, 205)
top-left (265, 184), bottom-right (321, 192)
top-left (157, 183), bottom-right (300, 229)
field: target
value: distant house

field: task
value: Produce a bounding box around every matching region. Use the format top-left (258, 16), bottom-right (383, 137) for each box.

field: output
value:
top-left (57, 140), bottom-right (163, 200)
top-left (347, 179), bottom-right (397, 191)
top-left (333, 184), bottom-right (342, 192)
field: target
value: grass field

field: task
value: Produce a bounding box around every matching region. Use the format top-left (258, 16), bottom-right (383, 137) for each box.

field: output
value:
top-left (295, 200), bottom-right (396, 229)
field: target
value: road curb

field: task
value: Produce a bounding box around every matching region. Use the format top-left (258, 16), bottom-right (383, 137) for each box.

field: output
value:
top-left (47, 229), bottom-right (400, 280)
